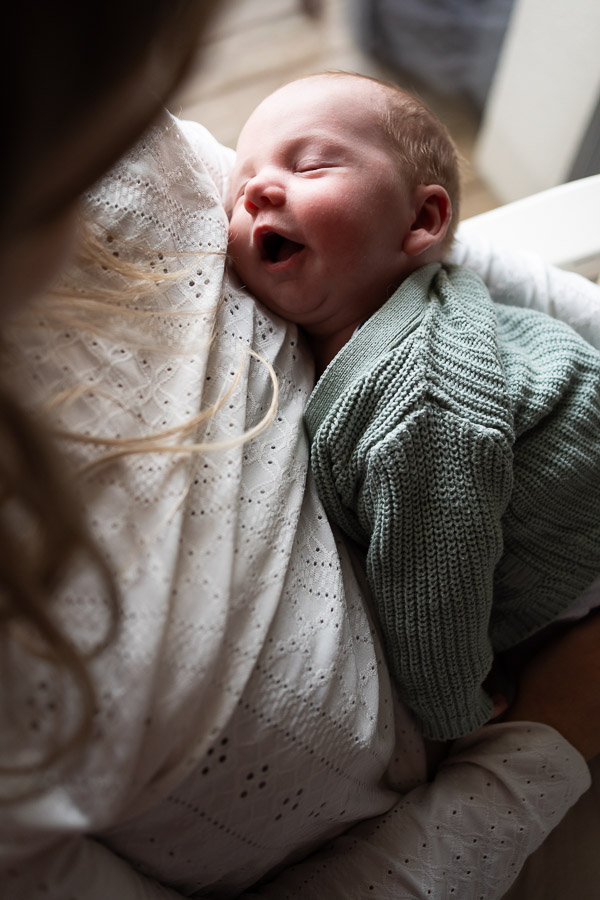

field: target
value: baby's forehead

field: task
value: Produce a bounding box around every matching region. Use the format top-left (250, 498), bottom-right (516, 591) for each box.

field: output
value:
top-left (278, 74), bottom-right (389, 115)
top-left (237, 76), bottom-right (388, 150)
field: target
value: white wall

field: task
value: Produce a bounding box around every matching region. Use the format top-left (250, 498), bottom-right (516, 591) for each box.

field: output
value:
top-left (474, 0), bottom-right (600, 202)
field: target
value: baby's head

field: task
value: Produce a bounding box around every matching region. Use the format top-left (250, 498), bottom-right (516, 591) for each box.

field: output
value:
top-left (228, 72), bottom-right (459, 344)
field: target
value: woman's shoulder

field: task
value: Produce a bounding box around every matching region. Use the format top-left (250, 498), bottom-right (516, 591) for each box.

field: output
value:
top-left (175, 115), bottom-right (236, 200)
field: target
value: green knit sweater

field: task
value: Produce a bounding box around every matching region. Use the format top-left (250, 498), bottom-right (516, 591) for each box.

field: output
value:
top-left (305, 263), bottom-right (600, 740)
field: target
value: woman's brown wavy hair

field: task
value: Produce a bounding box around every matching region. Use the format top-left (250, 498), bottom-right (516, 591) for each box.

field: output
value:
top-left (0, 0), bottom-right (219, 788)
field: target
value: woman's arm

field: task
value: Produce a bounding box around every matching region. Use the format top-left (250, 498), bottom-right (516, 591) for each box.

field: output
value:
top-left (244, 610), bottom-right (600, 899)
top-left (1, 718), bottom-right (588, 900)
top-left (242, 722), bottom-right (589, 899)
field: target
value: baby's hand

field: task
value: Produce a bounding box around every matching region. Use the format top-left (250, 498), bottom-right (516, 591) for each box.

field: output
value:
top-left (484, 664), bottom-right (511, 722)
top-left (489, 692), bottom-right (509, 721)
top-left (504, 611), bottom-right (600, 761)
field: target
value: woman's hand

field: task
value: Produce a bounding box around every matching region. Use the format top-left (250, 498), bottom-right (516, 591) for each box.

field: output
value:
top-left (503, 611), bottom-right (600, 761)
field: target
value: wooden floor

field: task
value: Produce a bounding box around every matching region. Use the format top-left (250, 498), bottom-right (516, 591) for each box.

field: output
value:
top-left (173, 0), bottom-right (500, 220)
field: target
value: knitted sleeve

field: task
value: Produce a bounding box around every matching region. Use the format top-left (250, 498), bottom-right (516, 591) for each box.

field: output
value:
top-left (362, 402), bottom-right (513, 740)
top-left (490, 304), bottom-right (600, 648)
top-left (308, 266), bottom-right (517, 741)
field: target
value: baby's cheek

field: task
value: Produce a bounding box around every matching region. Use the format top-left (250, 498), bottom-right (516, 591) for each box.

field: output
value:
top-left (227, 220), bottom-right (245, 259)
top-left (227, 225), bottom-right (255, 289)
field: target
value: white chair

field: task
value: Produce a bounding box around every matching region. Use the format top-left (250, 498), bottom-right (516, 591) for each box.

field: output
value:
top-left (459, 174), bottom-right (600, 282)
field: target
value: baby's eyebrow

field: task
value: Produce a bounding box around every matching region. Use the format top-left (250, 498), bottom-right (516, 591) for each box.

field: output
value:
top-left (288, 132), bottom-right (349, 154)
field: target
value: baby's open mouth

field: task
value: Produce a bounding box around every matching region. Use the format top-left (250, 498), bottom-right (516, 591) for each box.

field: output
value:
top-left (261, 231), bottom-right (304, 264)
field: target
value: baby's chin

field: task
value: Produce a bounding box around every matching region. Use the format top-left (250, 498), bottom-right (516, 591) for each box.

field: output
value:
top-left (249, 286), bottom-right (300, 325)
top-left (227, 261), bottom-right (276, 312)
top-left (255, 292), bottom-right (293, 322)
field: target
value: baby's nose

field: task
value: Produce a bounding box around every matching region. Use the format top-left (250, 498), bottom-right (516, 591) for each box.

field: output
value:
top-left (244, 173), bottom-right (285, 212)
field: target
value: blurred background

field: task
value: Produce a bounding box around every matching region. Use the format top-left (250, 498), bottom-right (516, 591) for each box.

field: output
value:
top-left (173, 0), bottom-right (600, 222)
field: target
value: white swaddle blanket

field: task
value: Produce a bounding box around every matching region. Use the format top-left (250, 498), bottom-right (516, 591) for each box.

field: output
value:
top-left (451, 228), bottom-right (600, 349)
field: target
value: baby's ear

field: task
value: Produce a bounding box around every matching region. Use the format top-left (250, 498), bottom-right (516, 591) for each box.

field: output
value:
top-left (402, 185), bottom-right (452, 257)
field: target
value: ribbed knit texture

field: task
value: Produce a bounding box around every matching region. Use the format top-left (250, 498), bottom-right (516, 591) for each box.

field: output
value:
top-left (305, 263), bottom-right (600, 740)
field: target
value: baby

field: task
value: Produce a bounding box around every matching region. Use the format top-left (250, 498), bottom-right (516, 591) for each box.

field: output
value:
top-left (227, 72), bottom-right (600, 741)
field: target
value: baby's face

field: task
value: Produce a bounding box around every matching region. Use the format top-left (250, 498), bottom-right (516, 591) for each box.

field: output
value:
top-left (228, 76), bottom-right (415, 339)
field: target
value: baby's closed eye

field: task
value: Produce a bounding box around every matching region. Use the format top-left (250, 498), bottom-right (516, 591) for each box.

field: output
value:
top-left (295, 160), bottom-right (339, 176)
